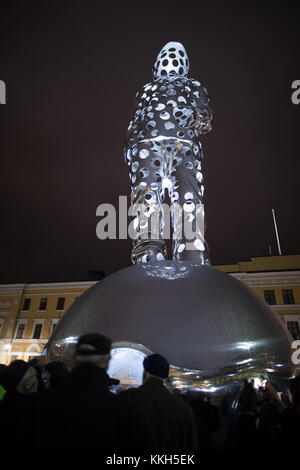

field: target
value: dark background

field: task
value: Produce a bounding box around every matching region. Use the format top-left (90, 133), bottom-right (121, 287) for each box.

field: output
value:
top-left (0, 0), bottom-right (299, 283)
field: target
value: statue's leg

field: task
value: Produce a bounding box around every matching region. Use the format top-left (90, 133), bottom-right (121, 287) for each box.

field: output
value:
top-left (128, 142), bottom-right (167, 264)
top-left (170, 142), bottom-right (210, 265)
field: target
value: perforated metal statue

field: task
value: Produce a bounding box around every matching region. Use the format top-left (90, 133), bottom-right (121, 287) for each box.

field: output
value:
top-left (125, 42), bottom-right (213, 264)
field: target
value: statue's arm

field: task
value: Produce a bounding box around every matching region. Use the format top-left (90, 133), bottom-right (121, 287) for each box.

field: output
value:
top-left (124, 88), bottom-right (144, 162)
top-left (191, 81), bottom-right (213, 134)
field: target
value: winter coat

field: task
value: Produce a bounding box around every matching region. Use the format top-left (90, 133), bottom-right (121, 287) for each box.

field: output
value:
top-left (33, 362), bottom-right (142, 450)
top-left (120, 377), bottom-right (199, 452)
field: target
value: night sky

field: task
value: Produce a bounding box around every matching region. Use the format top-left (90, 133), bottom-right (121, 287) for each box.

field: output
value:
top-left (1, 0), bottom-right (299, 284)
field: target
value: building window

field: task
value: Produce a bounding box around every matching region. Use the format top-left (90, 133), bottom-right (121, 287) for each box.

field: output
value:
top-left (22, 298), bottom-right (31, 311)
top-left (32, 322), bottom-right (43, 339)
top-left (56, 297), bottom-right (65, 311)
top-left (15, 322), bottom-right (26, 339)
top-left (282, 289), bottom-right (295, 305)
top-left (287, 321), bottom-right (300, 340)
top-left (39, 298), bottom-right (48, 311)
top-left (264, 290), bottom-right (276, 305)
top-left (51, 320), bottom-right (59, 333)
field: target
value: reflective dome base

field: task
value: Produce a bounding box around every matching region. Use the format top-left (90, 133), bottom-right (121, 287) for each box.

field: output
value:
top-left (47, 261), bottom-right (295, 393)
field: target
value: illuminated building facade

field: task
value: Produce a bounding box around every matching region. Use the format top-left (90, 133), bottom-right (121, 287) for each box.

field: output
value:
top-left (0, 282), bottom-right (95, 364)
top-left (0, 254), bottom-right (299, 365)
top-left (215, 254), bottom-right (300, 340)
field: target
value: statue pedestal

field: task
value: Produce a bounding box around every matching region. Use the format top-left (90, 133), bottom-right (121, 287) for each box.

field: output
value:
top-left (47, 261), bottom-right (294, 395)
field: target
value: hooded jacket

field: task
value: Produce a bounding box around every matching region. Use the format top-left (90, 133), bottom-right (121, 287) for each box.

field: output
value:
top-left (126, 41), bottom-right (213, 149)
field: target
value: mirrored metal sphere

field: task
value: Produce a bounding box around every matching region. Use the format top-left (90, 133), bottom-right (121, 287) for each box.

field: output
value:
top-left (47, 261), bottom-right (296, 399)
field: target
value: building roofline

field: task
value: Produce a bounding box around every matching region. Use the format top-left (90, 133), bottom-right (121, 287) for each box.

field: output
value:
top-left (0, 281), bottom-right (97, 295)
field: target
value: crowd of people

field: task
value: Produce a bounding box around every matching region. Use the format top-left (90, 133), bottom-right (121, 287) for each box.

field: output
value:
top-left (0, 333), bottom-right (299, 451)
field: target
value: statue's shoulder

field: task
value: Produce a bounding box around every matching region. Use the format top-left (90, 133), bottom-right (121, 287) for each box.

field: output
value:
top-left (187, 77), bottom-right (210, 104)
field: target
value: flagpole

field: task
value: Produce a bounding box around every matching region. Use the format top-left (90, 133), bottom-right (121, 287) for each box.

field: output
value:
top-left (272, 209), bottom-right (282, 255)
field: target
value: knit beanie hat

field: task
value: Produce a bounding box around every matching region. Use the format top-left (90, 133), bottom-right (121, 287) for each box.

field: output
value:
top-left (143, 353), bottom-right (169, 379)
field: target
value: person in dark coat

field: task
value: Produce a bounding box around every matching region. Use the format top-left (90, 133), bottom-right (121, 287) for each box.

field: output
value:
top-left (233, 381), bottom-right (261, 449)
top-left (120, 353), bottom-right (199, 452)
top-left (181, 391), bottom-right (220, 449)
top-left (0, 364), bottom-right (7, 401)
top-left (262, 375), bottom-right (300, 449)
top-left (44, 360), bottom-right (71, 388)
top-left (278, 375), bottom-right (300, 448)
top-left (34, 333), bottom-right (142, 450)
top-left (0, 360), bottom-right (39, 449)
top-left (0, 363), bottom-right (7, 381)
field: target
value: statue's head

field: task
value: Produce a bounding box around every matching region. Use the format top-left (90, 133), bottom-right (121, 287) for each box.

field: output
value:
top-left (153, 41), bottom-right (189, 79)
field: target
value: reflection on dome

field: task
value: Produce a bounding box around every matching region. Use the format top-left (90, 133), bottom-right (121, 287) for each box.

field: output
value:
top-left (142, 261), bottom-right (191, 280)
top-left (108, 347), bottom-right (146, 386)
top-left (46, 262), bottom-right (297, 405)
